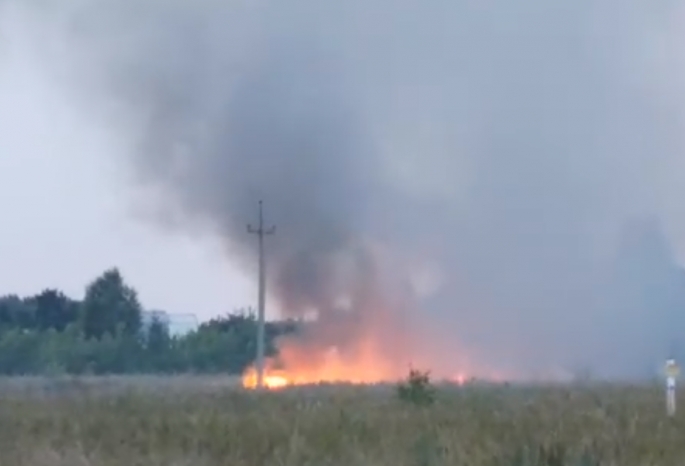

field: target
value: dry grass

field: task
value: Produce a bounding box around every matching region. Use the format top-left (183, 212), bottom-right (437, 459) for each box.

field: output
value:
top-left (0, 376), bottom-right (682, 465)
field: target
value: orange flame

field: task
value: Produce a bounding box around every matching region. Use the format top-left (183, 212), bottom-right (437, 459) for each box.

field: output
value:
top-left (238, 241), bottom-right (511, 389)
top-left (239, 332), bottom-right (498, 389)
top-left (241, 335), bottom-right (409, 388)
top-left (242, 368), bottom-right (289, 389)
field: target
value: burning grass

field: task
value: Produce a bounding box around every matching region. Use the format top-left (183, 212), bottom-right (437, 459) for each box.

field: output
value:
top-left (0, 376), bottom-right (682, 465)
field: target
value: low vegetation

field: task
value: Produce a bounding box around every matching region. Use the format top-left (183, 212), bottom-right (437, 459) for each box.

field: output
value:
top-left (0, 271), bottom-right (680, 465)
top-left (396, 368), bottom-right (436, 406)
top-left (0, 376), bottom-right (682, 466)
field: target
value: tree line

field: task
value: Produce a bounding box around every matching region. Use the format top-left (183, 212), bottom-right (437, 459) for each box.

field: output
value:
top-left (0, 268), bottom-right (296, 375)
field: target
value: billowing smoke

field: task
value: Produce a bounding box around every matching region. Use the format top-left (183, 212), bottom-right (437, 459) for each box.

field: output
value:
top-left (8, 0), bottom-right (685, 378)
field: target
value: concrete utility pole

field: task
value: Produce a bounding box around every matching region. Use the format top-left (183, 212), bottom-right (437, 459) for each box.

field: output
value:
top-left (247, 200), bottom-right (275, 389)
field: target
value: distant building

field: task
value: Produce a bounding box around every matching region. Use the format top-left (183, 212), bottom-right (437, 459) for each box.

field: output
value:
top-left (141, 310), bottom-right (199, 337)
top-left (168, 313), bottom-right (199, 336)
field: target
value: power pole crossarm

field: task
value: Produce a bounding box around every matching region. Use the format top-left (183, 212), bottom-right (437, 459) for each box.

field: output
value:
top-left (247, 200), bottom-right (275, 390)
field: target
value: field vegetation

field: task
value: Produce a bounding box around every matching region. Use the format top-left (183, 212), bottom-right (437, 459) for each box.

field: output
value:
top-left (0, 375), bottom-right (682, 466)
top-left (0, 267), bottom-right (682, 465)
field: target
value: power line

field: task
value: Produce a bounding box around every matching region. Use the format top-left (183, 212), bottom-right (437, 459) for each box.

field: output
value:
top-left (247, 200), bottom-right (276, 389)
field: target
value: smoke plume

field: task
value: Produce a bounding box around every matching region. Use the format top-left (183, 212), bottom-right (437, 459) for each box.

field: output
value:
top-left (9, 0), bottom-right (685, 378)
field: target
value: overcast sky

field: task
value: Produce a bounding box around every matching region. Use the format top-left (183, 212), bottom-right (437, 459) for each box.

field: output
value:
top-left (0, 2), bottom-right (256, 319)
top-left (4, 0), bottom-right (685, 374)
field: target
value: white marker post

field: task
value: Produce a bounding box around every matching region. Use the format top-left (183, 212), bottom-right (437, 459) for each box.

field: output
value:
top-left (665, 359), bottom-right (679, 417)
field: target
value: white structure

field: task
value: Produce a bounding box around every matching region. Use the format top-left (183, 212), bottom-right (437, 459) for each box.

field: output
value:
top-left (665, 358), bottom-right (679, 417)
top-left (141, 311), bottom-right (199, 337)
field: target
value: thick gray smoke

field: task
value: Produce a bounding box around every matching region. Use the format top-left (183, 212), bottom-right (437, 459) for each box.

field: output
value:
top-left (11, 0), bottom-right (685, 379)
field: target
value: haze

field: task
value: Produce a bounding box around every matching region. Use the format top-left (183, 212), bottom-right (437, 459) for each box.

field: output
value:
top-left (3, 0), bottom-right (685, 379)
top-left (0, 0), bottom-right (256, 318)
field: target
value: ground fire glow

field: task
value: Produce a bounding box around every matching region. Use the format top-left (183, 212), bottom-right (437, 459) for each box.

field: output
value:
top-left (241, 338), bottom-right (484, 389)
top-left (238, 241), bottom-right (509, 390)
top-left (241, 337), bottom-right (415, 389)
top-left (242, 362), bottom-right (477, 389)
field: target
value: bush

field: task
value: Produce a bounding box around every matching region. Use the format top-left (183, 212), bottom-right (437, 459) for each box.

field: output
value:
top-left (396, 368), bottom-right (436, 406)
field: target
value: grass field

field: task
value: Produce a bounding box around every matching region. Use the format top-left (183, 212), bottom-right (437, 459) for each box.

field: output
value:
top-left (0, 376), bottom-right (682, 465)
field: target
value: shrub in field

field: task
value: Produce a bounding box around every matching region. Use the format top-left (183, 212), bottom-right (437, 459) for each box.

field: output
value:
top-left (396, 368), bottom-right (436, 406)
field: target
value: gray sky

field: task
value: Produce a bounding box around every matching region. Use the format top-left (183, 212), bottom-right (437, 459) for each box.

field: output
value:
top-left (0, 1), bottom-right (255, 318)
top-left (3, 0), bottom-right (685, 377)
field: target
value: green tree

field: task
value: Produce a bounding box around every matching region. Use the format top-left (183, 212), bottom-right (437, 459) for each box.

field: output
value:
top-left (81, 268), bottom-right (142, 339)
top-left (0, 328), bottom-right (42, 374)
top-left (177, 328), bottom-right (239, 373)
top-left (146, 316), bottom-right (171, 353)
top-left (0, 267), bottom-right (301, 375)
top-left (143, 316), bottom-right (177, 371)
top-left (0, 295), bottom-right (34, 330)
top-left (27, 289), bottom-right (78, 331)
